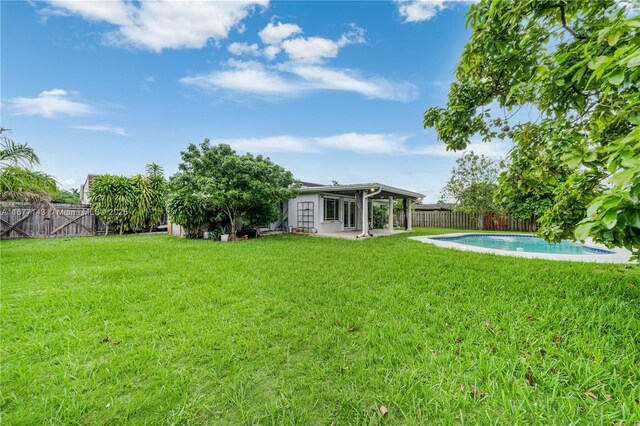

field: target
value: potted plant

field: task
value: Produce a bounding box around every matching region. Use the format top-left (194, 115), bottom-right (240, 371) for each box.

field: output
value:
top-left (214, 225), bottom-right (230, 242)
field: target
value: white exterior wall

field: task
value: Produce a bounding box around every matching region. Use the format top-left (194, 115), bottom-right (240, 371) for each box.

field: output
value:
top-left (287, 192), bottom-right (362, 233)
top-left (287, 193), bottom-right (320, 231)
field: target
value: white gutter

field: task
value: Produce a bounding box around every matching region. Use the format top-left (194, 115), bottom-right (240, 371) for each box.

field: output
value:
top-left (358, 186), bottom-right (383, 238)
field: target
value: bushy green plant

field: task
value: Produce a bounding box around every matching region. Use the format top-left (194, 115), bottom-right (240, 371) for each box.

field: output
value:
top-left (89, 175), bottom-right (135, 235)
top-left (373, 204), bottom-right (388, 229)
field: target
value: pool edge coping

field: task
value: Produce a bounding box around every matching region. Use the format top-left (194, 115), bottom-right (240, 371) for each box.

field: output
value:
top-left (409, 232), bottom-right (634, 264)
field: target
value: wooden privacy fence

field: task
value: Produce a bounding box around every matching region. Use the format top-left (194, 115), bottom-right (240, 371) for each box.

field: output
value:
top-left (395, 210), bottom-right (536, 232)
top-left (0, 203), bottom-right (106, 239)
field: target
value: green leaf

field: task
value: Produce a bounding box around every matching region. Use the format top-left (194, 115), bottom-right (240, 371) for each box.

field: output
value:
top-left (608, 31), bottom-right (621, 46)
top-left (602, 211), bottom-right (618, 230)
top-left (608, 70), bottom-right (625, 85)
top-left (625, 209), bottom-right (640, 228)
top-left (626, 16), bottom-right (640, 28)
top-left (574, 221), bottom-right (593, 241)
top-left (586, 199), bottom-right (604, 217)
top-left (610, 169), bottom-right (636, 186)
top-left (628, 54), bottom-right (640, 68)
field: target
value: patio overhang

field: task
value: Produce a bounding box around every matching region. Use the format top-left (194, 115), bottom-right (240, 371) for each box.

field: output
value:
top-left (299, 183), bottom-right (424, 200)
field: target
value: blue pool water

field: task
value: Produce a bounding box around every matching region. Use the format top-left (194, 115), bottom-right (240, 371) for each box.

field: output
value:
top-left (431, 234), bottom-right (614, 255)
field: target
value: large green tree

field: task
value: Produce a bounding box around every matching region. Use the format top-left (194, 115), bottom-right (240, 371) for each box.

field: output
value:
top-left (170, 141), bottom-right (299, 239)
top-left (424, 0), bottom-right (639, 258)
top-left (439, 152), bottom-right (501, 228)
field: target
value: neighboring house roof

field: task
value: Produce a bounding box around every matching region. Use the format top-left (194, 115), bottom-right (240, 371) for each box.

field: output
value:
top-left (296, 180), bottom-right (326, 187)
top-left (300, 182), bottom-right (424, 199)
top-left (415, 203), bottom-right (452, 211)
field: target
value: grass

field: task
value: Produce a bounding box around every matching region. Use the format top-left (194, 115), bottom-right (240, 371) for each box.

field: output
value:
top-left (1, 228), bottom-right (639, 424)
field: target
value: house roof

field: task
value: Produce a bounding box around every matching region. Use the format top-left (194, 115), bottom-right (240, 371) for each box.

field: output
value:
top-left (415, 203), bottom-right (451, 211)
top-left (296, 180), bottom-right (326, 187)
top-left (300, 183), bottom-right (424, 199)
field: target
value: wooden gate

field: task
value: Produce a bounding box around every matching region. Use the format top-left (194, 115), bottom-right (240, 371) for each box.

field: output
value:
top-left (0, 203), bottom-right (105, 239)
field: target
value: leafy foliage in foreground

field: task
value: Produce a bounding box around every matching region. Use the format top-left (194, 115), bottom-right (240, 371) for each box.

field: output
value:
top-left (423, 0), bottom-right (639, 258)
top-left (1, 232), bottom-right (638, 424)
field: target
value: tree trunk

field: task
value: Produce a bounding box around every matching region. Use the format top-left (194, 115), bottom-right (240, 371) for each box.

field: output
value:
top-left (120, 222), bottom-right (124, 235)
top-left (226, 208), bottom-right (236, 241)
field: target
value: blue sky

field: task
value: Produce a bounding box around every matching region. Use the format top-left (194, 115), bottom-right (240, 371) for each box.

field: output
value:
top-left (1, 0), bottom-right (510, 202)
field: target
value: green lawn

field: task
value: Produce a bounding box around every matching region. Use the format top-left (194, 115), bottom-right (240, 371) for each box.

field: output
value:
top-left (1, 229), bottom-right (639, 424)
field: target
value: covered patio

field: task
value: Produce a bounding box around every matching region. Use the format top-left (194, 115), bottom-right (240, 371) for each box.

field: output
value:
top-left (295, 182), bottom-right (424, 238)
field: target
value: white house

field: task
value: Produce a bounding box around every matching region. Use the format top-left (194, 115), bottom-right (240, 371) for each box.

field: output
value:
top-left (168, 181), bottom-right (423, 238)
top-left (268, 182), bottom-right (424, 237)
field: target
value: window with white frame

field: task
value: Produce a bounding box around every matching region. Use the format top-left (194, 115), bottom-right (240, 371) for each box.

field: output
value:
top-left (323, 197), bottom-right (339, 221)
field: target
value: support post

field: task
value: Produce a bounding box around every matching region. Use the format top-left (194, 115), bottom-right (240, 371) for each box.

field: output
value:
top-left (388, 196), bottom-right (394, 230)
top-left (361, 190), bottom-right (368, 234)
top-left (406, 199), bottom-right (413, 231)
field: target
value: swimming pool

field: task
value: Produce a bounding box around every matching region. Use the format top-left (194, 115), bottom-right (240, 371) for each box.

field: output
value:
top-left (430, 234), bottom-right (614, 255)
top-left (409, 233), bottom-right (631, 263)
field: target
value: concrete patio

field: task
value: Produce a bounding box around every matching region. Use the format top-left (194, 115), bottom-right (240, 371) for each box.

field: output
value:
top-left (310, 229), bottom-right (408, 240)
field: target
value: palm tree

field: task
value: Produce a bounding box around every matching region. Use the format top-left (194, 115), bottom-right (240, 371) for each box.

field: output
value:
top-left (0, 128), bottom-right (40, 169)
top-left (0, 128), bottom-right (57, 204)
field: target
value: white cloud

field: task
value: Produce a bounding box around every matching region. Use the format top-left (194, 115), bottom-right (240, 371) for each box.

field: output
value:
top-left (262, 45), bottom-right (281, 60)
top-left (181, 59), bottom-right (418, 101)
top-left (67, 124), bottom-right (128, 136)
top-left (228, 42), bottom-right (261, 56)
top-left (281, 25), bottom-right (365, 64)
top-left (43, 0), bottom-right (269, 51)
top-left (285, 65), bottom-right (418, 101)
top-left (395, 0), bottom-right (473, 23)
top-left (55, 177), bottom-right (80, 189)
top-left (6, 89), bottom-right (93, 118)
top-left (315, 133), bottom-right (409, 154)
top-left (258, 21), bottom-right (302, 45)
top-left (209, 132), bottom-right (509, 157)
top-left (180, 62), bottom-right (302, 97)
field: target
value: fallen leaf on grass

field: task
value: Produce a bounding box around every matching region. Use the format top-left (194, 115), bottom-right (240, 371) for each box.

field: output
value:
top-left (605, 394), bottom-right (612, 400)
top-left (380, 406), bottom-right (388, 416)
top-left (488, 345), bottom-right (497, 353)
top-left (584, 390), bottom-right (598, 400)
top-left (526, 372), bottom-right (536, 387)
top-left (348, 325), bottom-right (356, 332)
top-left (595, 380), bottom-right (603, 385)
top-left (460, 384), bottom-right (466, 392)
top-left (471, 385), bottom-right (486, 398)
top-left (552, 336), bottom-right (562, 342)
top-left (485, 321), bottom-right (492, 331)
